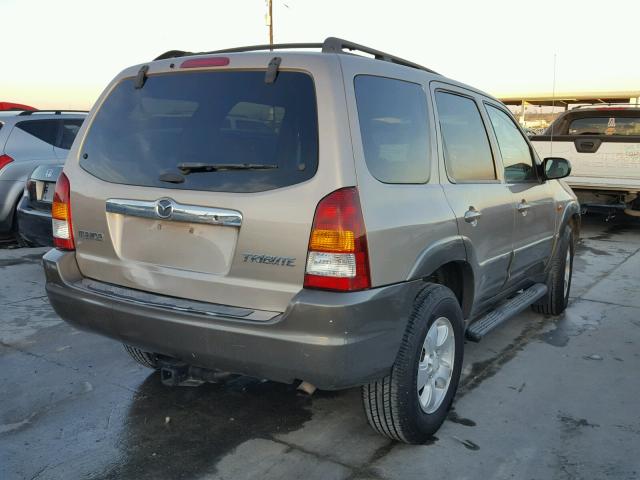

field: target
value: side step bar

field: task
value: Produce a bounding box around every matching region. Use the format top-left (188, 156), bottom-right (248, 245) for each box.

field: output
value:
top-left (466, 283), bottom-right (548, 342)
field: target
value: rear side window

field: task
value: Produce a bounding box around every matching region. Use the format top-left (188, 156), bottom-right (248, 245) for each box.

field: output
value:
top-left (568, 116), bottom-right (640, 136)
top-left (435, 92), bottom-right (495, 182)
top-left (16, 120), bottom-right (59, 146)
top-left (59, 119), bottom-right (83, 149)
top-left (80, 71), bottom-right (318, 193)
top-left (354, 75), bottom-right (429, 183)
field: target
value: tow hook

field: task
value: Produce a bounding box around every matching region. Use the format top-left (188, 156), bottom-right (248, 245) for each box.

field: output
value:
top-left (158, 359), bottom-right (232, 387)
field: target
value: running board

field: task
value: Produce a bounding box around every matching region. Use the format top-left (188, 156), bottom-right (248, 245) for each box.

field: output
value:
top-left (466, 283), bottom-right (548, 342)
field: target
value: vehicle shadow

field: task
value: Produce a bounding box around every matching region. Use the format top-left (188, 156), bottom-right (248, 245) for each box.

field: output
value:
top-left (98, 373), bottom-right (315, 480)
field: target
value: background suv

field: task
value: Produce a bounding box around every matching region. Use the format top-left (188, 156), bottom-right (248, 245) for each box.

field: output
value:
top-left (43, 38), bottom-right (579, 443)
top-left (0, 110), bottom-right (86, 241)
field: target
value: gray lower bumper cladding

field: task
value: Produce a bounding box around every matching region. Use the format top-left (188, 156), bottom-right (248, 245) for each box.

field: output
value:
top-left (43, 249), bottom-right (421, 390)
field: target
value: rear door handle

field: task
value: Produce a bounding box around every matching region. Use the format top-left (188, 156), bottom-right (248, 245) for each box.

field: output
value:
top-left (517, 200), bottom-right (531, 216)
top-left (464, 207), bottom-right (482, 226)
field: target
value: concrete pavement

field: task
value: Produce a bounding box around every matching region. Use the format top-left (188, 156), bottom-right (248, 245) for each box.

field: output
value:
top-left (1, 217), bottom-right (639, 479)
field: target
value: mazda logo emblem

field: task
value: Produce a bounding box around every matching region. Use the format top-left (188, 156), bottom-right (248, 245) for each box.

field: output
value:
top-left (155, 199), bottom-right (174, 219)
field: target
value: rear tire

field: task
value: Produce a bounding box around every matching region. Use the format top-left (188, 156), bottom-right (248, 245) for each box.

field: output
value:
top-left (362, 283), bottom-right (464, 444)
top-left (532, 225), bottom-right (574, 315)
top-left (124, 344), bottom-right (159, 369)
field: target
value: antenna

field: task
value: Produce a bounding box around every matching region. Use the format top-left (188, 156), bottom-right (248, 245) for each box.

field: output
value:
top-left (550, 53), bottom-right (557, 156)
top-left (265, 0), bottom-right (273, 46)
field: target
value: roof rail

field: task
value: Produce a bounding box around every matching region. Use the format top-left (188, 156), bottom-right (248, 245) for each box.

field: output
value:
top-left (154, 37), bottom-right (439, 75)
top-left (18, 110), bottom-right (88, 116)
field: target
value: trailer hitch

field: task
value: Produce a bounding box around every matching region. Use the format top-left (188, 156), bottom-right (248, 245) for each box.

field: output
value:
top-left (158, 359), bottom-right (233, 387)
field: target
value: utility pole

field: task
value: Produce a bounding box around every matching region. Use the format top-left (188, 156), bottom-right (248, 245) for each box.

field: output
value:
top-left (266, 0), bottom-right (273, 46)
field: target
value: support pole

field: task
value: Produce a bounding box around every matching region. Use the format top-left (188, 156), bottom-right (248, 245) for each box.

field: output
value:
top-left (519, 100), bottom-right (527, 126)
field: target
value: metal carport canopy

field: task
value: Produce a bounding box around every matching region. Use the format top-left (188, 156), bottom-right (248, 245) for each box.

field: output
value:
top-left (498, 90), bottom-right (640, 107)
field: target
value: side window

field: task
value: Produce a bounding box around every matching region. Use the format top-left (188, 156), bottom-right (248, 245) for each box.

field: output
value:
top-left (434, 91), bottom-right (496, 182)
top-left (16, 120), bottom-right (59, 147)
top-left (58, 119), bottom-right (84, 150)
top-left (354, 75), bottom-right (429, 184)
top-left (485, 104), bottom-right (536, 182)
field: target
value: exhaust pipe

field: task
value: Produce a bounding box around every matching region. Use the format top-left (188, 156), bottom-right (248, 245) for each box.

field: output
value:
top-left (297, 381), bottom-right (317, 395)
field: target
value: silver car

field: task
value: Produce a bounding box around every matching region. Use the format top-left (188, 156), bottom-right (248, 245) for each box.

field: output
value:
top-left (0, 110), bottom-right (86, 240)
top-left (43, 38), bottom-right (579, 443)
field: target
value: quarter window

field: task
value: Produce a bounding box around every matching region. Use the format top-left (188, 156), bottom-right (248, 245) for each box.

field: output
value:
top-left (354, 75), bottom-right (430, 184)
top-left (435, 92), bottom-right (495, 182)
top-left (16, 120), bottom-right (59, 146)
top-left (485, 104), bottom-right (536, 182)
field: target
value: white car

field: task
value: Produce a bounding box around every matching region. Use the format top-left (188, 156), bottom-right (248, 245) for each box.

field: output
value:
top-left (531, 105), bottom-right (640, 218)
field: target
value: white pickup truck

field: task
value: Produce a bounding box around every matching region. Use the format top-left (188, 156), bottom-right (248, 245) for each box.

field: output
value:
top-left (531, 105), bottom-right (640, 218)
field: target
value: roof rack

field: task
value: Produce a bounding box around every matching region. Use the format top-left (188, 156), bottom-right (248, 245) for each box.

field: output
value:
top-left (154, 37), bottom-right (439, 75)
top-left (18, 110), bottom-right (88, 116)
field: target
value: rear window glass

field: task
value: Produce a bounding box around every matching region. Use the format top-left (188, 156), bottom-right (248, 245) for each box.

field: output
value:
top-left (80, 71), bottom-right (318, 193)
top-left (568, 116), bottom-right (640, 136)
top-left (354, 75), bottom-right (429, 183)
top-left (16, 120), bottom-right (59, 146)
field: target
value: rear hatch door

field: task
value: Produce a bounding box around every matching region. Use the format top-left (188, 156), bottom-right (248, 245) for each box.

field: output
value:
top-left (69, 60), bottom-right (346, 313)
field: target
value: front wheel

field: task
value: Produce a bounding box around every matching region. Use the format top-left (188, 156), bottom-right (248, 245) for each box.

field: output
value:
top-left (362, 283), bottom-right (464, 444)
top-left (532, 225), bottom-right (574, 315)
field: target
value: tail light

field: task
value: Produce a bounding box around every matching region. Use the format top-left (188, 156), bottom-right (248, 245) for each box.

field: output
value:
top-left (52, 173), bottom-right (74, 250)
top-left (0, 154), bottom-right (14, 171)
top-left (304, 187), bottom-right (371, 291)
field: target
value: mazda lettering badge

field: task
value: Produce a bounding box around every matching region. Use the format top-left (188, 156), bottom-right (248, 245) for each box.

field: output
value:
top-left (156, 199), bottom-right (174, 219)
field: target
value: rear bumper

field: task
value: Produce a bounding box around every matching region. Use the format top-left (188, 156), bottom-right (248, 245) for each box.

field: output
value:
top-left (17, 197), bottom-right (53, 246)
top-left (568, 178), bottom-right (640, 193)
top-left (43, 249), bottom-right (422, 390)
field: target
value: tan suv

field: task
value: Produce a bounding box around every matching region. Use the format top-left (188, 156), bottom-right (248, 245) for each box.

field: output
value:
top-left (43, 38), bottom-right (579, 443)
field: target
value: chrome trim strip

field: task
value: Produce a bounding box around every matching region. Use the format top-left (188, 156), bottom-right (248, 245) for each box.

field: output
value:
top-left (80, 279), bottom-right (279, 322)
top-left (105, 198), bottom-right (242, 227)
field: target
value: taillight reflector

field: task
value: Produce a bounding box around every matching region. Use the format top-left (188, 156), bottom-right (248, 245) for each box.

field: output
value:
top-left (304, 187), bottom-right (370, 292)
top-left (52, 172), bottom-right (74, 250)
top-left (180, 57), bottom-right (230, 68)
top-left (0, 154), bottom-right (14, 171)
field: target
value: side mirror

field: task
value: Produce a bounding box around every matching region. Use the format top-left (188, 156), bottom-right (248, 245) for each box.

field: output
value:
top-left (543, 157), bottom-right (571, 180)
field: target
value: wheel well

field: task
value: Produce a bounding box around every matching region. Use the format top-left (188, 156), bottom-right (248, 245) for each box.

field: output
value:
top-left (426, 261), bottom-right (474, 319)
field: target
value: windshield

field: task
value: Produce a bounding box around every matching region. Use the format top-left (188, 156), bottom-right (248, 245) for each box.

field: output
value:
top-left (80, 70), bottom-right (318, 193)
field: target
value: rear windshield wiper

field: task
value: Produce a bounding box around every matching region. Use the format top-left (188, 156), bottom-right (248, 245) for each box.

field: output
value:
top-left (177, 162), bottom-right (278, 174)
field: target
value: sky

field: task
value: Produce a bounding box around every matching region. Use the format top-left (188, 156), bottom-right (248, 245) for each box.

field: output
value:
top-left (3, 0), bottom-right (639, 110)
